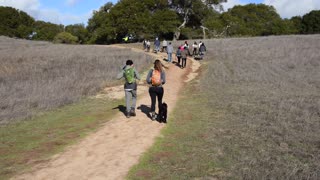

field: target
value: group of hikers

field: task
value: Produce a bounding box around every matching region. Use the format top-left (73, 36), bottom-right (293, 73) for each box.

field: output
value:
top-left (143, 38), bottom-right (207, 68)
top-left (117, 59), bottom-right (166, 123)
top-left (118, 38), bottom-right (207, 123)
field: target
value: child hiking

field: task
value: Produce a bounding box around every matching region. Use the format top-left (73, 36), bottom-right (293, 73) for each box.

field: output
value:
top-left (146, 59), bottom-right (166, 122)
top-left (117, 60), bottom-right (141, 118)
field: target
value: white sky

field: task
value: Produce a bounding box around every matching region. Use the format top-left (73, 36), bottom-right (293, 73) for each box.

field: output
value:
top-left (0, 0), bottom-right (319, 25)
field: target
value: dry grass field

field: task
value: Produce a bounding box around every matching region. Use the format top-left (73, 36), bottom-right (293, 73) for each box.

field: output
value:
top-left (0, 36), bottom-right (153, 124)
top-left (128, 35), bottom-right (320, 179)
top-left (201, 35), bottom-right (320, 178)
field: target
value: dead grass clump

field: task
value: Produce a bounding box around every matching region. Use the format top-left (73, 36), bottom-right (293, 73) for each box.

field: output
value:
top-left (0, 37), bottom-right (153, 124)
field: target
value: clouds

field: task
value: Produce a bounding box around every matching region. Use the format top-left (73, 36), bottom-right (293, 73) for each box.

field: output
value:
top-left (221, 0), bottom-right (245, 11)
top-left (221, 0), bottom-right (320, 18)
top-left (0, 0), bottom-right (40, 10)
top-left (264, 0), bottom-right (320, 18)
top-left (66, 0), bottom-right (81, 7)
top-left (0, 0), bottom-right (93, 25)
top-left (1, 0), bottom-right (319, 25)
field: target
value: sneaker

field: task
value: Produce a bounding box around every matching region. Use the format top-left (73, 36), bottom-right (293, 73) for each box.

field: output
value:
top-left (130, 109), bottom-right (136, 116)
top-left (126, 111), bottom-right (130, 118)
top-left (151, 112), bottom-right (156, 120)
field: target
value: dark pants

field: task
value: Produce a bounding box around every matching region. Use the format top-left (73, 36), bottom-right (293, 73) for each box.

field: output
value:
top-left (149, 86), bottom-right (164, 113)
top-left (193, 48), bottom-right (197, 55)
top-left (182, 58), bottom-right (187, 68)
top-left (177, 56), bottom-right (181, 66)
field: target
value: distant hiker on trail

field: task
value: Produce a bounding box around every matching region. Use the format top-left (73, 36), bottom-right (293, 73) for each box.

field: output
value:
top-left (143, 39), bottom-right (147, 50)
top-left (192, 41), bottom-right (198, 56)
top-left (162, 39), bottom-right (167, 53)
top-left (184, 41), bottom-right (191, 56)
top-left (146, 40), bottom-right (151, 52)
top-left (167, 42), bottom-right (173, 63)
top-left (154, 37), bottom-right (160, 52)
top-left (176, 47), bottom-right (182, 67)
top-left (181, 46), bottom-right (188, 69)
top-left (146, 59), bottom-right (166, 121)
top-left (199, 42), bottom-right (207, 59)
top-left (117, 60), bottom-right (141, 118)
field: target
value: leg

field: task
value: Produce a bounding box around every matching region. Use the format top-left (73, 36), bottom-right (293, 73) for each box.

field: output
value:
top-left (149, 87), bottom-right (157, 112)
top-left (157, 87), bottom-right (164, 114)
top-left (130, 90), bottom-right (137, 116)
top-left (125, 90), bottom-right (132, 117)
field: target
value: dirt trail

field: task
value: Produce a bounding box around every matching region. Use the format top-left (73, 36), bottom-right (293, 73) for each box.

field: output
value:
top-left (13, 46), bottom-right (200, 180)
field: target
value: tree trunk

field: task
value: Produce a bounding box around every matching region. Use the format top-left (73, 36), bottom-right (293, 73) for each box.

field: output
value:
top-left (173, 9), bottom-right (189, 41)
top-left (200, 26), bottom-right (208, 39)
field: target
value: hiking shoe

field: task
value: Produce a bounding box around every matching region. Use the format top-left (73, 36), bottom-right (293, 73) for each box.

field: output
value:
top-left (130, 109), bottom-right (136, 116)
top-left (151, 112), bottom-right (156, 120)
top-left (126, 111), bottom-right (130, 118)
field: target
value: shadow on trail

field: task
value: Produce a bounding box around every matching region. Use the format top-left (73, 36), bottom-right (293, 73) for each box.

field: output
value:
top-left (137, 104), bottom-right (162, 123)
top-left (137, 104), bottom-right (151, 119)
top-left (112, 105), bottom-right (126, 116)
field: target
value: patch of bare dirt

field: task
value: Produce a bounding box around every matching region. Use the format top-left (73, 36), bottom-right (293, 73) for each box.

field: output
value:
top-left (13, 45), bottom-right (201, 180)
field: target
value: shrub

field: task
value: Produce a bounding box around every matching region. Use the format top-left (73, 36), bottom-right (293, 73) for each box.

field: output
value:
top-left (53, 32), bottom-right (78, 44)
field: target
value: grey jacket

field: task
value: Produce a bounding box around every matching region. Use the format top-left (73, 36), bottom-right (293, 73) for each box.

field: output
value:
top-left (181, 49), bottom-right (188, 59)
top-left (146, 69), bottom-right (166, 86)
top-left (117, 65), bottom-right (141, 90)
top-left (167, 44), bottom-right (173, 53)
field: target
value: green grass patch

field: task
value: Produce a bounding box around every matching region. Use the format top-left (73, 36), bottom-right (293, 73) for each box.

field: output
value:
top-left (0, 97), bottom-right (124, 180)
top-left (127, 79), bottom-right (226, 179)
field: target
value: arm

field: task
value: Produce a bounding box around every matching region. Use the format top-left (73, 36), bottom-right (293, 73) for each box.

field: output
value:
top-left (116, 69), bottom-right (124, 79)
top-left (134, 68), bottom-right (141, 80)
top-left (161, 71), bottom-right (166, 84)
top-left (146, 70), bottom-right (152, 84)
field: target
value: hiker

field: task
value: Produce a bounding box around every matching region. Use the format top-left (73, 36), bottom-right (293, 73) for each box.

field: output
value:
top-left (154, 37), bottom-right (160, 52)
top-left (146, 59), bottom-right (166, 120)
top-left (167, 42), bottom-right (173, 63)
top-left (181, 46), bottom-right (188, 69)
top-left (199, 42), bottom-right (207, 59)
top-left (146, 40), bottom-right (151, 52)
top-left (176, 47), bottom-right (182, 67)
top-left (192, 41), bottom-right (198, 56)
top-left (162, 39), bottom-right (167, 53)
top-left (117, 60), bottom-right (141, 118)
top-left (142, 39), bottom-right (147, 50)
top-left (184, 41), bottom-right (191, 56)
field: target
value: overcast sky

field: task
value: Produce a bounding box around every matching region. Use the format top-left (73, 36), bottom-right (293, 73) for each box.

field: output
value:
top-left (0, 0), bottom-right (319, 26)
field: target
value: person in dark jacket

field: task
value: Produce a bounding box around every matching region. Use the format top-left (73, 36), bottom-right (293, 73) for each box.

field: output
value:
top-left (146, 59), bottom-right (166, 120)
top-left (117, 60), bottom-right (141, 118)
top-left (199, 42), bottom-right (207, 59)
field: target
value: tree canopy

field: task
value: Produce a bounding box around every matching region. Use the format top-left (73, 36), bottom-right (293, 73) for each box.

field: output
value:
top-left (0, 6), bottom-right (34, 38)
top-left (1, 2), bottom-right (320, 44)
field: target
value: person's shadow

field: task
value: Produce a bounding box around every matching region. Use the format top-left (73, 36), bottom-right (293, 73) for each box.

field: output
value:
top-left (112, 105), bottom-right (126, 116)
top-left (137, 104), bottom-right (151, 119)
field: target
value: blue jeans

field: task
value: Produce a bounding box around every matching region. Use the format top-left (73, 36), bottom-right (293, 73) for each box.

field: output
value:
top-left (168, 53), bottom-right (172, 62)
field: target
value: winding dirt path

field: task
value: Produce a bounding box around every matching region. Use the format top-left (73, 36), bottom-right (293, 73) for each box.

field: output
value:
top-left (13, 46), bottom-right (200, 180)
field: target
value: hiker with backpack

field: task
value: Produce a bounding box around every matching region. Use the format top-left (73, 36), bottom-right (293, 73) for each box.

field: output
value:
top-left (117, 60), bottom-right (141, 118)
top-left (146, 59), bottom-right (166, 121)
